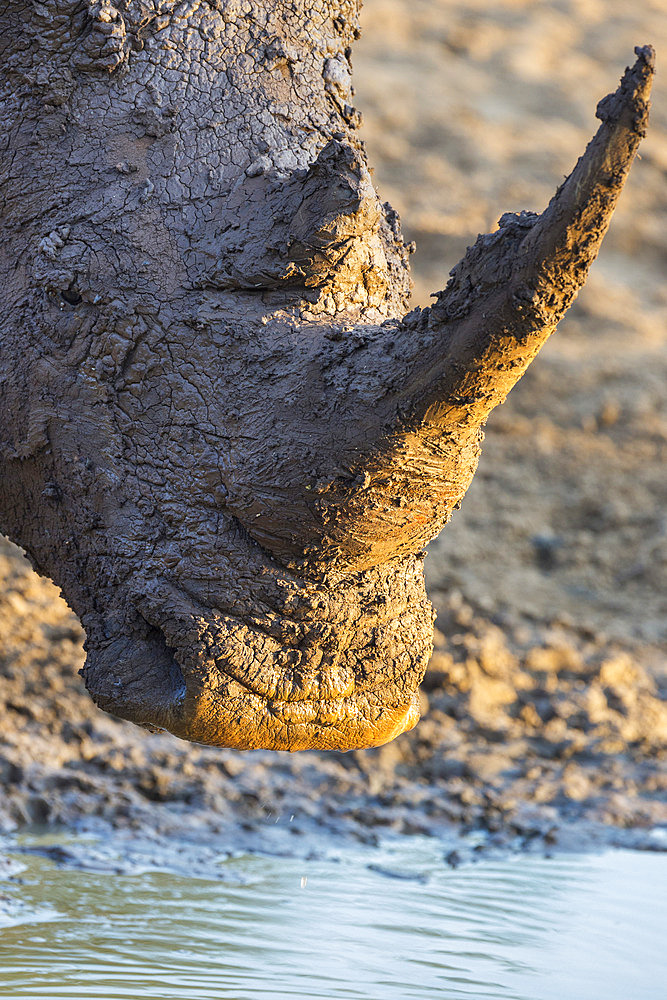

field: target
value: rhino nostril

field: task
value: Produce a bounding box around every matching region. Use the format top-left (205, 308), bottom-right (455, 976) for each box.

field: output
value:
top-left (82, 620), bottom-right (186, 732)
top-left (61, 288), bottom-right (82, 306)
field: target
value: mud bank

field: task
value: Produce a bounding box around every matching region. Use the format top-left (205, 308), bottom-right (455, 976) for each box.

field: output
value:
top-left (1, 0), bottom-right (666, 856)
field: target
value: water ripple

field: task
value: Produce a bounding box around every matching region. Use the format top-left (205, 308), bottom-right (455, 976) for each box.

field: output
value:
top-left (0, 834), bottom-right (665, 1000)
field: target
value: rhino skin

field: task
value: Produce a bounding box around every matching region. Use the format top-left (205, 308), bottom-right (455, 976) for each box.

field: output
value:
top-left (0, 2), bottom-right (654, 750)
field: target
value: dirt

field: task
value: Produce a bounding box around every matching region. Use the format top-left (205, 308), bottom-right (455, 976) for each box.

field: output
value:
top-left (1, 0), bottom-right (666, 857)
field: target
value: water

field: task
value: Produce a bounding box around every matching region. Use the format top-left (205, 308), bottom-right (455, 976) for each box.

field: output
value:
top-left (1, 831), bottom-right (665, 1000)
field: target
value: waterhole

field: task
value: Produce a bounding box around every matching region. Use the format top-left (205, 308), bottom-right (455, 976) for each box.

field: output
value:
top-left (1, 831), bottom-right (665, 999)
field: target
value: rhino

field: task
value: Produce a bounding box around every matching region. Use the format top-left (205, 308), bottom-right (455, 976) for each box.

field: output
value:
top-left (0, 2), bottom-right (654, 751)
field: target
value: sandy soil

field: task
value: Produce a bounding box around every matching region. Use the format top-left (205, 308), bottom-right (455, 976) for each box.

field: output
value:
top-left (1, 0), bottom-right (666, 857)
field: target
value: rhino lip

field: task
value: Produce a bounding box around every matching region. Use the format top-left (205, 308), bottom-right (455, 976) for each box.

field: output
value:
top-left (149, 634), bottom-right (424, 751)
top-left (170, 635), bottom-right (423, 752)
top-left (81, 579), bottom-right (426, 752)
top-left (78, 546), bottom-right (431, 752)
top-left (177, 681), bottom-right (422, 752)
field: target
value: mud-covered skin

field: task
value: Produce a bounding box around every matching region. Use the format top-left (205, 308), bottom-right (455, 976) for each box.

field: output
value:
top-left (0, 2), bottom-right (654, 749)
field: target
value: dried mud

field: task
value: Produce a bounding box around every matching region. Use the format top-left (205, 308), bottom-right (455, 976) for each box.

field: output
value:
top-left (1, 0), bottom-right (666, 858)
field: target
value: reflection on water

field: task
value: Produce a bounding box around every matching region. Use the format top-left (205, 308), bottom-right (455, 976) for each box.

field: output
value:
top-left (0, 832), bottom-right (665, 1000)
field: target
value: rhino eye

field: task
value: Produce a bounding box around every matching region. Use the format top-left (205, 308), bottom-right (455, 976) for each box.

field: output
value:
top-left (61, 288), bottom-right (82, 306)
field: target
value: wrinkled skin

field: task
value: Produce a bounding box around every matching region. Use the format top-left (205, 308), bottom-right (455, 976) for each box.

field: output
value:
top-left (0, 2), bottom-right (654, 750)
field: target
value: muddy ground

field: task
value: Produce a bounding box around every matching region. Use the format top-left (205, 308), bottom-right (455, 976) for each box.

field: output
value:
top-left (1, 0), bottom-right (666, 859)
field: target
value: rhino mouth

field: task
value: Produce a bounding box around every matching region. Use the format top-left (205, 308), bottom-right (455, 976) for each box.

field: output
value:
top-left (175, 676), bottom-right (422, 752)
top-left (83, 622), bottom-right (423, 752)
top-left (82, 559), bottom-right (431, 752)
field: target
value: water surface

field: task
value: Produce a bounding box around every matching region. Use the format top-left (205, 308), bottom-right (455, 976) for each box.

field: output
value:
top-left (1, 832), bottom-right (665, 1000)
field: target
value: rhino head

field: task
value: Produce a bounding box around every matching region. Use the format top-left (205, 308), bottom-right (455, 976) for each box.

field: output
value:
top-left (0, 2), bottom-right (654, 749)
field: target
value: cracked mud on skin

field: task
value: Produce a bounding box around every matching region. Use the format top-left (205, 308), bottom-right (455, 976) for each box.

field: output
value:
top-left (0, 1), bottom-right (657, 752)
